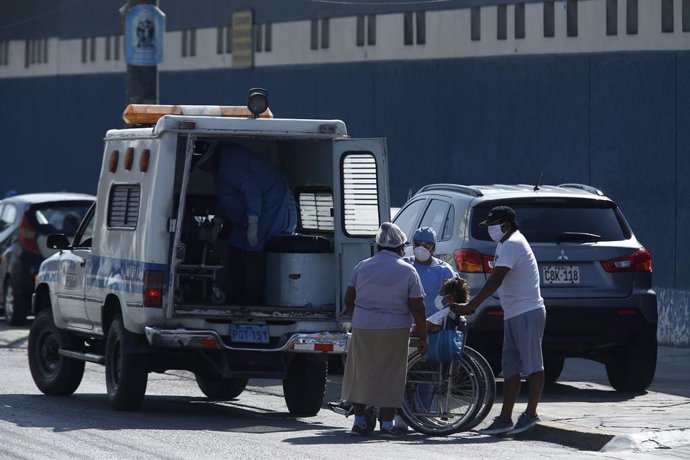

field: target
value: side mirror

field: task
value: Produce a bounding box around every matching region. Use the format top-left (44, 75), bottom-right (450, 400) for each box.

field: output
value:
top-left (46, 233), bottom-right (70, 250)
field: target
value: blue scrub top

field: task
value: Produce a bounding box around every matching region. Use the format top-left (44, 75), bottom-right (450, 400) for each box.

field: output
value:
top-left (403, 256), bottom-right (458, 318)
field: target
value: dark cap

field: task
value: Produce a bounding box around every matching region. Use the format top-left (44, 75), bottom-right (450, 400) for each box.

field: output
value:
top-left (479, 206), bottom-right (517, 227)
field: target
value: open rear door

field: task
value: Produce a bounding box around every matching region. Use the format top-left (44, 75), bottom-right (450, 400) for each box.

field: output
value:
top-left (332, 138), bottom-right (390, 320)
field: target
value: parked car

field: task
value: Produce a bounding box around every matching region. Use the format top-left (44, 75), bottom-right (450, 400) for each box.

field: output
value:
top-left (392, 183), bottom-right (657, 392)
top-left (0, 193), bottom-right (95, 325)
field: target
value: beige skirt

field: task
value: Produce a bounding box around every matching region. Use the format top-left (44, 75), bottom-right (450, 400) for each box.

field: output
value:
top-left (341, 328), bottom-right (410, 408)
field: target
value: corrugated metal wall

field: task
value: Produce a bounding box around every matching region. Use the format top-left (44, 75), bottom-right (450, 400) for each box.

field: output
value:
top-left (1, 51), bottom-right (688, 344)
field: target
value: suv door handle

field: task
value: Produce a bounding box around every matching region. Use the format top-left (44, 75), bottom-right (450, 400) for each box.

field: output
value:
top-left (79, 258), bottom-right (86, 267)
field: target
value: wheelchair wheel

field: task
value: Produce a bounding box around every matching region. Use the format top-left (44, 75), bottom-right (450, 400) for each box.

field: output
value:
top-left (462, 346), bottom-right (496, 430)
top-left (400, 351), bottom-right (483, 436)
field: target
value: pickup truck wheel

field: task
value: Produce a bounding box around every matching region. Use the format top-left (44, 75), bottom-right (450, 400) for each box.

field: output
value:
top-left (194, 374), bottom-right (248, 400)
top-left (105, 315), bottom-right (148, 411)
top-left (28, 309), bottom-right (85, 395)
top-left (4, 280), bottom-right (28, 326)
top-left (282, 354), bottom-right (327, 416)
top-left (606, 342), bottom-right (657, 392)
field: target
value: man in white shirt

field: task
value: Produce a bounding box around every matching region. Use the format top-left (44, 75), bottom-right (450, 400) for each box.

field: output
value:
top-left (459, 206), bottom-right (546, 436)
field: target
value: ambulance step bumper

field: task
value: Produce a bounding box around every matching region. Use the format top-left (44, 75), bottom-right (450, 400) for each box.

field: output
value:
top-left (144, 327), bottom-right (348, 353)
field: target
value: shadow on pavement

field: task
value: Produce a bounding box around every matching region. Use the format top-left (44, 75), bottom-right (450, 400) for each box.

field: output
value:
top-left (0, 393), bottom-right (340, 434)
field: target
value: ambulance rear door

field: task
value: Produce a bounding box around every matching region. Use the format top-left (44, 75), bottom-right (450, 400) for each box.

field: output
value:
top-left (332, 138), bottom-right (390, 320)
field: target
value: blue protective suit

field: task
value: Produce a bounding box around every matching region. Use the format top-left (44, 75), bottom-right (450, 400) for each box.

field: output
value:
top-left (213, 142), bottom-right (296, 251)
top-left (403, 256), bottom-right (458, 318)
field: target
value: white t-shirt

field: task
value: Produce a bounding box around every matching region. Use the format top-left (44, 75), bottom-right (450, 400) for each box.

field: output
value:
top-left (494, 230), bottom-right (545, 320)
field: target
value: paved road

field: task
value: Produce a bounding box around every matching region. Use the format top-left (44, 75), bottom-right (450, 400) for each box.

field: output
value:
top-left (0, 322), bottom-right (688, 459)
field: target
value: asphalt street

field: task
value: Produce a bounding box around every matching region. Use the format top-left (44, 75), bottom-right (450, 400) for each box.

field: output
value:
top-left (1, 322), bottom-right (689, 458)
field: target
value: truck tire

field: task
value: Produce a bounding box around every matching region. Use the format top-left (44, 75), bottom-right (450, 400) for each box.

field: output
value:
top-left (4, 279), bottom-right (29, 326)
top-left (28, 308), bottom-right (85, 396)
top-left (606, 342), bottom-right (657, 392)
top-left (195, 374), bottom-right (248, 400)
top-left (105, 315), bottom-right (148, 411)
top-left (282, 354), bottom-right (327, 416)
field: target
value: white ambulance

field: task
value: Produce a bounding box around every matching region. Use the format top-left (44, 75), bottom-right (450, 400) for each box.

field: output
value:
top-left (29, 91), bottom-right (390, 414)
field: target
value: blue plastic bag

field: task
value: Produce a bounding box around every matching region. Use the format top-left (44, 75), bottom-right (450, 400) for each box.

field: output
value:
top-left (426, 329), bottom-right (464, 363)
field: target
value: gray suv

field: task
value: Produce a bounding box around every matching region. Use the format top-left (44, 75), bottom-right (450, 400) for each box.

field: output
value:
top-left (393, 183), bottom-right (657, 392)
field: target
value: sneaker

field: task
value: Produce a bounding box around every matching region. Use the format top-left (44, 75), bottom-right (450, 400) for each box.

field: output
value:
top-left (477, 416), bottom-right (515, 435)
top-left (508, 412), bottom-right (541, 435)
top-left (328, 400), bottom-right (353, 416)
top-left (350, 423), bottom-right (369, 436)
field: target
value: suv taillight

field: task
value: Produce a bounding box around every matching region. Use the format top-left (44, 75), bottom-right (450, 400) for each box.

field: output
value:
top-left (453, 249), bottom-right (494, 273)
top-left (143, 270), bottom-right (164, 308)
top-left (601, 248), bottom-right (652, 273)
top-left (18, 215), bottom-right (40, 255)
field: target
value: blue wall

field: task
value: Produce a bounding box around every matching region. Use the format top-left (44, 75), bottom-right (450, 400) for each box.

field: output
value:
top-left (1, 51), bottom-right (688, 344)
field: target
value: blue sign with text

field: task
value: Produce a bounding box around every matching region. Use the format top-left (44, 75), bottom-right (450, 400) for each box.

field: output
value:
top-left (125, 5), bottom-right (165, 66)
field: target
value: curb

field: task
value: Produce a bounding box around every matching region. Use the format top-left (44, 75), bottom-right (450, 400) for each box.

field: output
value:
top-left (601, 429), bottom-right (690, 452)
top-left (519, 422), bottom-right (690, 453)
top-left (517, 421), bottom-right (614, 451)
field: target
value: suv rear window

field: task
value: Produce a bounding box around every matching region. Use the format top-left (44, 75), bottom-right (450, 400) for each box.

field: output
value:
top-left (471, 199), bottom-right (632, 243)
top-left (30, 202), bottom-right (92, 236)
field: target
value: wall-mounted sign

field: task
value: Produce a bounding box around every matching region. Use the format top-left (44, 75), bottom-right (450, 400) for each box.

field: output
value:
top-left (232, 10), bottom-right (254, 69)
top-left (125, 4), bottom-right (165, 66)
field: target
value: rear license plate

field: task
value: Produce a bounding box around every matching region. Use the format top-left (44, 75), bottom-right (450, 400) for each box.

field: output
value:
top-left (542, 265), bottom-right (580, 284)
top-left (230, 324), bottom-right (269, 344)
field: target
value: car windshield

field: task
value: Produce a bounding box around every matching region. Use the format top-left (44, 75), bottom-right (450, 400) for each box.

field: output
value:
top-left (31, 202), bottom-right (92, 236)
top-left (471, 199), bottom-right (631, 243)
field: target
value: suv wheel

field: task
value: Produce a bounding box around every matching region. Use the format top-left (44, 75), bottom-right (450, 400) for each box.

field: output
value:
top-left (195, 374), bottom-right (248, 400)
top-left (4, 279), bottom-right (28, 326)
top-left (283, 354), bottom-right (327, 416)
top-left (28, 308), bottom-right (85, 395)
top-left (105, 315), bottom-right (148, 410)
top-left (605, 342), bottom-right (657, 392)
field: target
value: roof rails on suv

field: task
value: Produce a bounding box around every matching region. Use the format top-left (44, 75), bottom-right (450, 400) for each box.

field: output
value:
top-left (557, 183), bottom-right (604, 196)
top-left (416, 183), bottom-right (484, 197)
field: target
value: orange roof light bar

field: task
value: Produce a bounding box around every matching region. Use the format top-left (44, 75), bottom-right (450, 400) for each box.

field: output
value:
top-left (122, 104), bottom-right (274, 125)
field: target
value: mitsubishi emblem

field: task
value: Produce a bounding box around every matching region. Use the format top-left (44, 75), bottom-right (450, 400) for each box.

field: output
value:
top-left (557, 249), bottom-right (569, 261)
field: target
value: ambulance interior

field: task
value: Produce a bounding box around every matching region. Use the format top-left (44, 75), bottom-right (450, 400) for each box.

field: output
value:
top-left (172, 136), bottom-right (339, 309)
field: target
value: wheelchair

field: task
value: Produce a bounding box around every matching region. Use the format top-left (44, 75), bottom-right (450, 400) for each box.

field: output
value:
top-left (331, 314), bottom-right (495, 437)
top-left (399, 314), bottom-right (495, 436)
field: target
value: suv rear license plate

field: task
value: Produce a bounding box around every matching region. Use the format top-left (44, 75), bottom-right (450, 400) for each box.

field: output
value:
top-left (230, 324), bottom-right (269, 344)
top-left (543, 265), bottom-right (580, 284)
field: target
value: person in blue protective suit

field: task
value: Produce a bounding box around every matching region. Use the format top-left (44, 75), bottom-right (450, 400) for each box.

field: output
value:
top-left (198, 141), bottom-right (296, 304)
top-left (211, 141), bottom-right (296, 251)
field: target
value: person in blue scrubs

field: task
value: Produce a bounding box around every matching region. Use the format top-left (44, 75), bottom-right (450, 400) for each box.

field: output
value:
top-left (198, 141), bottom-right (296, 304)
top-left (394, 226), bottom-right (457, 432)
top-left (403, 227), bottom-right (458, 318)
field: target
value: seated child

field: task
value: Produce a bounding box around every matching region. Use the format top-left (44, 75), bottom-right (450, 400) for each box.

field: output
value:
top-left (426, 276), bottom-right (471, 331)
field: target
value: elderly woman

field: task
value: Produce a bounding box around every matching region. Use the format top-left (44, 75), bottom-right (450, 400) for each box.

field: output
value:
top-left (341, 222), bottom-right (428, 437)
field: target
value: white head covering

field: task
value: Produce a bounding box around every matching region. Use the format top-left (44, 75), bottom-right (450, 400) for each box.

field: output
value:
top-left (376, 222), bottom-right (407, 248)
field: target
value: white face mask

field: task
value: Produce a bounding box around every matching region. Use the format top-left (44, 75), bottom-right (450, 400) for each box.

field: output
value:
top-left (413, 246), bottom-right (431, 262)
top-left (488, 224), bottom-right (505, 242)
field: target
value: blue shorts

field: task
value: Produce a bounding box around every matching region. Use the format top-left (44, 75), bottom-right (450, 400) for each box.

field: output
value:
top-left (502, 308), bottom-right (546, 379)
